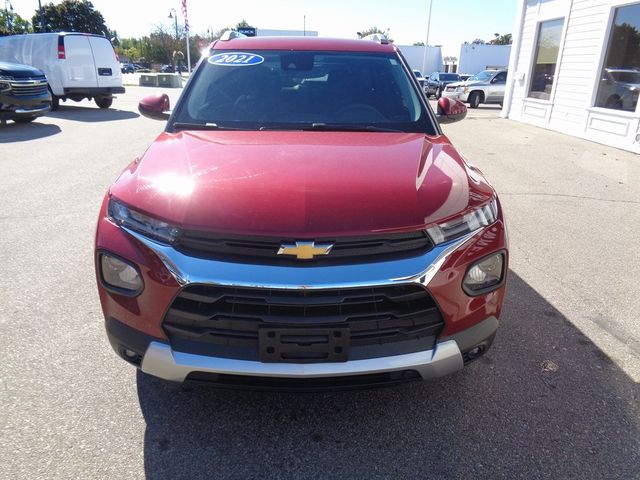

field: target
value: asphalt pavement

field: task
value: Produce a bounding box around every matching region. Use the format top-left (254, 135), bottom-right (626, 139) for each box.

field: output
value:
top-left (1, 87), bottom-right (638, 479)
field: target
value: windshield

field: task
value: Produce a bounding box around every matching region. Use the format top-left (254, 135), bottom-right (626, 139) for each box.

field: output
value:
top-left (413, 70), bottom-right (423, 78)
top-left (440, 73), bottom-right (460, 81)
top-left (172, 50), bottom-right (434, 133)
top-left (470, 70), bottom-right (495, 81)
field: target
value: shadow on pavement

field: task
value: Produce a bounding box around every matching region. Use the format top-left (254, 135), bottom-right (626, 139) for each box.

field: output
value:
top-left (0, 121), bottom-right (61, 143)
top-left (137, 271), bottom-right (639, 479)
top-left (47, 105), bottom-right (139, 122)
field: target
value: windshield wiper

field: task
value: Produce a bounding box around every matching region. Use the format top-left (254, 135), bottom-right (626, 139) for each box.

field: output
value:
top-left (172, 122), bottom-right (249, 131)
top-left (303, 123), bottom-right (403, 133)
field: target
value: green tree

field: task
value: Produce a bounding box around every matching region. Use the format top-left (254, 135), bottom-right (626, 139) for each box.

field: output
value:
top-left (236, 19), bottom-right (253, 29)
top-left (0, 10), bottom-right (33, 35)
top-left (489, 33), bottom-right (512, 45)
top-left (32, 0), bottom-right (109, 35)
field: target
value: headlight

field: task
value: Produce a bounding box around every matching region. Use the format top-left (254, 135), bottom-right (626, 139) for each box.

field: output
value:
top-left (99, 253), bottom-right (143, 294)
top-left (0, 76), bottom-right (11, 93)
top-left (426, 198), bottom-right (498, 245)
top-left (463, 252), bottom-right (505, 295)
top-left (108, 197), bottom-right (181, 244)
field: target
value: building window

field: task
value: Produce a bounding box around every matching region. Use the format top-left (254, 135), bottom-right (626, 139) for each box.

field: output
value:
top-left (595, 3), bottom-right (640, 112)
top-left (528, 18), bottom-right (564, 100)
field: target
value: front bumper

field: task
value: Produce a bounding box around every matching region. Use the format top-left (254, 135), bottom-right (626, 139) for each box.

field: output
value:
top-left (107, 316), bottom-right (499, 384)
top-left (97, 205), bottom-right (508, 387)
top-left (442, 90), bottom-right (469, 102)
top-left (0, 91), bottom-right (51, 119)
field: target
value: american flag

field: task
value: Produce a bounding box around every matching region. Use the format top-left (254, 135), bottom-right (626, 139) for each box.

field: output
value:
top-left (181, 0), bottom-right (189, 31)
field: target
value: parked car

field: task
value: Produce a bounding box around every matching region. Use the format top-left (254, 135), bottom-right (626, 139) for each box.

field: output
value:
top-left (596, 68), bottom-right (640, 112)
top-left (96, 34), bottom-right (508, 390)
top-left (0, 61), bottom-right (51, 123)
top-left (424, 72), bottom-right (461, 98)
top-left (120, 63), bottom-right (135, 74)
top-left (160, 64), bottom-right (174, 73)
top-left (442, 69), bottom-right (508, 108)
top-left (0, 33), bottom-right (125, 110)
top-left (412, 69), bottom-right (425, 87)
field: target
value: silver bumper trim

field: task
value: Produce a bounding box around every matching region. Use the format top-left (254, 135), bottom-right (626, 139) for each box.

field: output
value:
top-left (141, 340), bottom-right (464, 383)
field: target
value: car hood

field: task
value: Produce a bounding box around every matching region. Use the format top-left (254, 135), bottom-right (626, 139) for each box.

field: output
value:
top-left (110, 131), bottom-right (495, 237)
top-left (0, 61), bottom-right (45, 78)
top-left (448, 80), bottom-right (485, 88)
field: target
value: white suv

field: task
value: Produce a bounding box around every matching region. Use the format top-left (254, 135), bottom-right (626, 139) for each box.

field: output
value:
top-left (442, 70), bottom-right (507, 108)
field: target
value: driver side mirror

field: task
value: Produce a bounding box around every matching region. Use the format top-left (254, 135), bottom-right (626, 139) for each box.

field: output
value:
top-left (436, 97), bottom-right (467, 124)
top-left (138, 93), bottom-right (170, 120)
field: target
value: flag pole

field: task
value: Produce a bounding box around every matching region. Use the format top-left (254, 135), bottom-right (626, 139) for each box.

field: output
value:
top-left (185, 26), bottom-right (191, 73)
top-left (182, 0), bottom-right (191, 73)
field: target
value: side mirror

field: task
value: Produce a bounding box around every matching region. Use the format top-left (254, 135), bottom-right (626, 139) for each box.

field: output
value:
top-left (436, 97), bottom-right (467, 124)
top-left (138, 93), bottom-right (170, 120)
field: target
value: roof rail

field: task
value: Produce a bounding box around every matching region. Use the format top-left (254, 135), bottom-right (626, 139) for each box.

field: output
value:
top-left (362, 33), bottom-right (389, 45)
top-left (219, 30), bottom-right (247, 41)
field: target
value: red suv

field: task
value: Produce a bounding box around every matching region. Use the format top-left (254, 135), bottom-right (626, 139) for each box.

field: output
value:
top-left (95, 33), bottom-right (508, 390)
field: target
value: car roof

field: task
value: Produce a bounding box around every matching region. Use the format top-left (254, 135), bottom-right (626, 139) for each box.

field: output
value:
top-left (211, 36), bottom-right (397, 53)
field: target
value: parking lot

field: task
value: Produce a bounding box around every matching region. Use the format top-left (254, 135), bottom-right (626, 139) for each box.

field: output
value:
top-left (1, 87), bottom-right (639, 479)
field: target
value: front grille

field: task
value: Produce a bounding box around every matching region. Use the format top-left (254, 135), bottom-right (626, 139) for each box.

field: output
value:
top-left (446, 86), bottom-right (456, 91)
top-left (175, 230), bottom-right (433, 265)
top-left (10, 80), bottom-right (48, 97)
top-left (163, 284), bottom-right (445, 361)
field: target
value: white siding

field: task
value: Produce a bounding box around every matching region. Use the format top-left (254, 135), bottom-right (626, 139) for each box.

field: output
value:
top-left (457, 44), bottom-right (511, 75)
top-left (505, 0), bottom-right (640, 153)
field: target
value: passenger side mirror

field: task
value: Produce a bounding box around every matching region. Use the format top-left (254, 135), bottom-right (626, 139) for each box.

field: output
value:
top-left (138, 93), bottom-right (170, 121)
top-left (436, 97), bottom-right (467, 124)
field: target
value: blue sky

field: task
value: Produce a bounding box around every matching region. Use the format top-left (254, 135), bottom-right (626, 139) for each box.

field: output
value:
top-left (8, 0), bottom-right (517, 56)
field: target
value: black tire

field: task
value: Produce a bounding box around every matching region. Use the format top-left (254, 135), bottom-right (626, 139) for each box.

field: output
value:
top-left (468, 91), bottom-right (482, 108)
top-left (50, 94), bottom-right (60, 111)
top-left (95, 96), bottom-right (113, 109)
top-left (14, 116), bottom-right (36, 123)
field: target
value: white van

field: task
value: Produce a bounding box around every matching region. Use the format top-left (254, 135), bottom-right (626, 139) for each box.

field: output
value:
top-left (0, 32), bottom-right (125, 109)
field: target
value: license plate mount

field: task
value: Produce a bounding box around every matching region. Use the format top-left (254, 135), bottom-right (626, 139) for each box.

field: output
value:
top-left (259, 327), bottom-right (350, 363)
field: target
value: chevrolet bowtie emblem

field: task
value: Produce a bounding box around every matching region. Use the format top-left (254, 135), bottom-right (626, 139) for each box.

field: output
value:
top-left (277, 241), bottom-right (334, 260)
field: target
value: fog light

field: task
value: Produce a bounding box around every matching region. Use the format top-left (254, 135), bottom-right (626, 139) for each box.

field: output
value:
top-left (123, 349), bottom-right (138, 359)
top-left (100, 253), bottom-right (143, 294)
top-left (463, 252), bottom-right (505, 295)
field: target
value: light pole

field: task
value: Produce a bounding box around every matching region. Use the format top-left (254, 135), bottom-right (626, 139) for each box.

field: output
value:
top-left (168, 8), bottom-right (178, 41)
top-left (38, 0), bottom-right (45, 32)
top-left (421, 0), bottom-right (433, 74)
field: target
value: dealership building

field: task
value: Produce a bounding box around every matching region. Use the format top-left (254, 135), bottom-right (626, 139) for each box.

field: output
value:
top-left (502, 0), bottom-right (640, 153)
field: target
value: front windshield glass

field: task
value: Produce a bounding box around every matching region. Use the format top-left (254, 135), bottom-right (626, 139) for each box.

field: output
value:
top-left (471, 70), bottom-right (495, 81)
top-left (173, 50), bottom-right (434, 133)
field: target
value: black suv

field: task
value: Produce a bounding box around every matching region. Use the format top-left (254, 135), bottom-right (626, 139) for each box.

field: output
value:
top-left (0, 61), bottom-right (51, 124)
top-left (424, 72), bottom-right (461, 98)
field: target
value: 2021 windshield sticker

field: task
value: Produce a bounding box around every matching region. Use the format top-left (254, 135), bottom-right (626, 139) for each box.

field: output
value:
top-left (208, 52), bottom-right (265, 66)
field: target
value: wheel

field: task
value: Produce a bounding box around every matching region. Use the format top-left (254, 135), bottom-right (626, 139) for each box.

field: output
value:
top-left (14, 116), bottom-right (36, 123)
top-left (468, 91), bottom-right (482, 108)
top-left (95, 96), bottom-right (113, 109)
